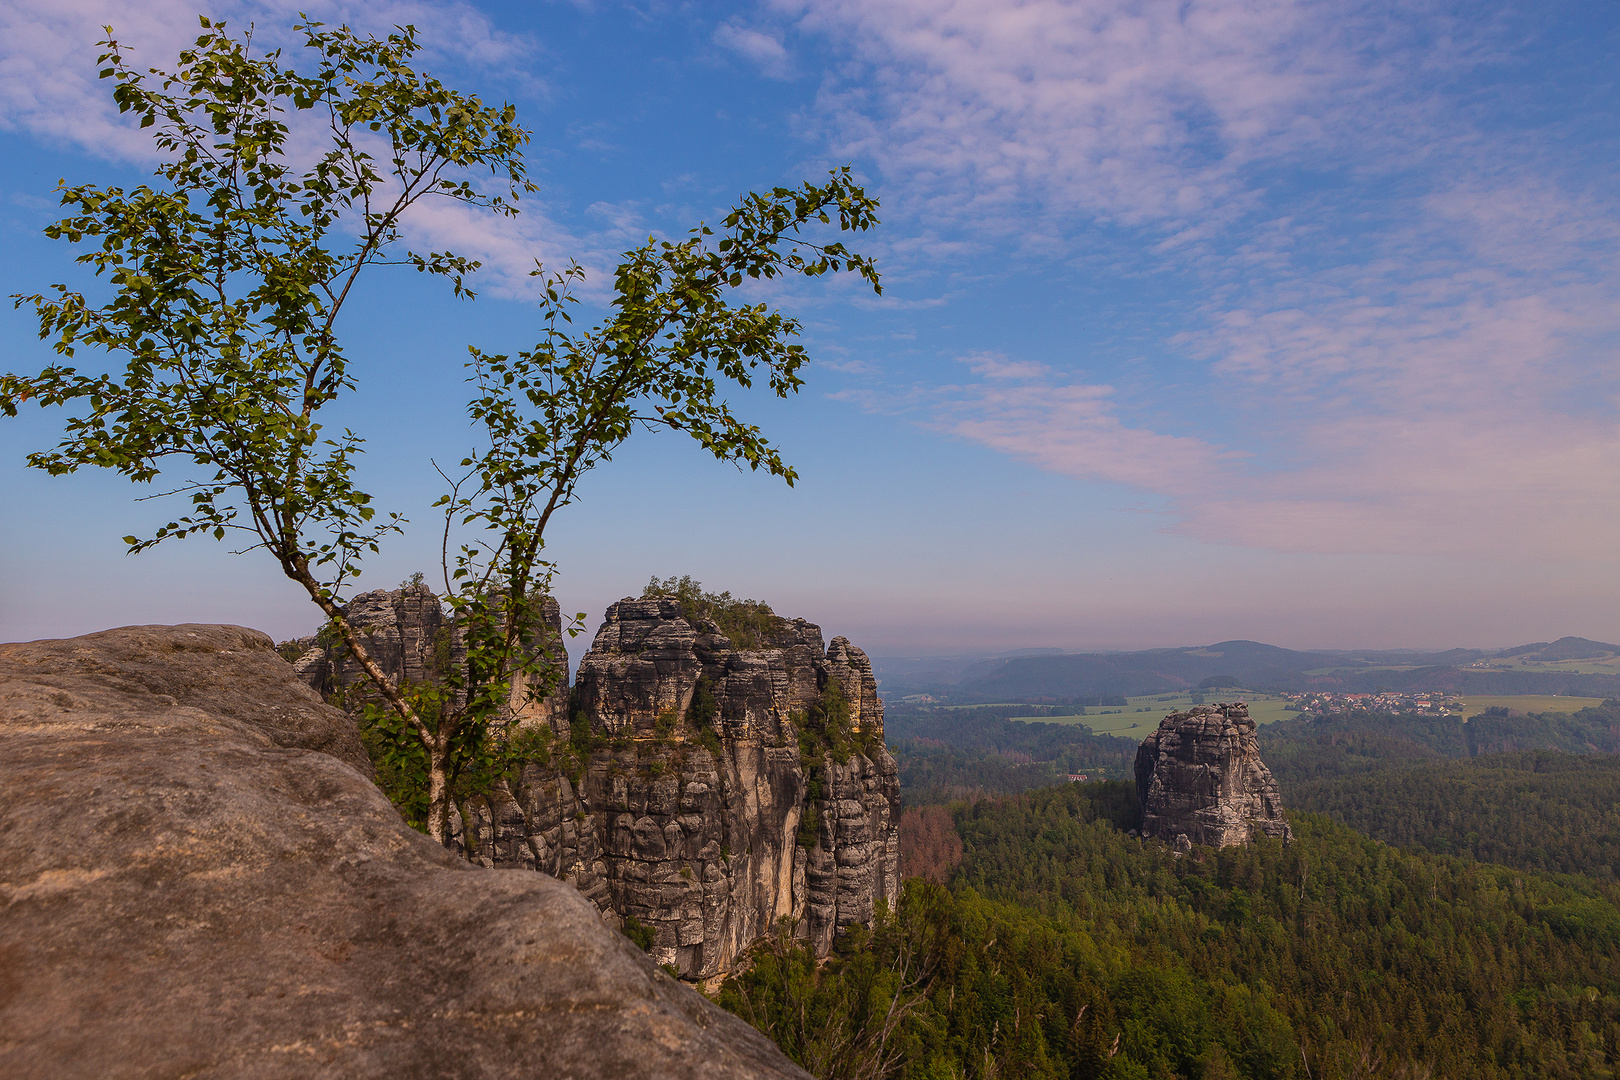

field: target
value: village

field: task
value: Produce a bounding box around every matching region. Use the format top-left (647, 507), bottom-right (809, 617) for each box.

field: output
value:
top-left (1280, 689), bottom-right (1465, 715)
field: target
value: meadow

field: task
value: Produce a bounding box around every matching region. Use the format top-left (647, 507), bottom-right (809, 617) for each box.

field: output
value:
top-left (1008, 691), bottom-right (1296, 739)
top-left (1452, 694), bottom-right (1607, 714)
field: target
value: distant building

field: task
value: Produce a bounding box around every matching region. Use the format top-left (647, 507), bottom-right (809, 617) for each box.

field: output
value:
top-left (1067, 774), bottom-right (1089, 783)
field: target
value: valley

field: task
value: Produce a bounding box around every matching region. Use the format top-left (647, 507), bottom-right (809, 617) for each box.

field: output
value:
top-left (747, 689), bottom-right (1620, 1078)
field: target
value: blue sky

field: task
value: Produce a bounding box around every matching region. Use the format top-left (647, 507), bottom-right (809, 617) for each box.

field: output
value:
top-left (2, 0), bottom-right (1618, 656)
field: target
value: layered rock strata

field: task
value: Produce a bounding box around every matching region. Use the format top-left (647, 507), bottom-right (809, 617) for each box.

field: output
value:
top-left (296, 591), bottom-right (901, 982)
top-left (0, 624), bottom-right (808, 1080)
top-left (1134, 702), bottom-right (1293, 848)
top-left (290, 584), bottom-right (569, 729)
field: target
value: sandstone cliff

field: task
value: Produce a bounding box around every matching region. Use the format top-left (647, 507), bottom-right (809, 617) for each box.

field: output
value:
top-left (1134, 701), bottom-right (1292, 848)
top-left (289, 584), bottom-right (570, 730)
top-left (297, 590), bottom-right (901, 982)
top-left (0, 624), bottom-right (808, 1080)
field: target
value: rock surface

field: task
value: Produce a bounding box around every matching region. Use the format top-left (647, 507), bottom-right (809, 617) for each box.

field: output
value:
top-left (464, 598), bottom-right (902, 980)
top-left (0, 624), bottom-right (809, 1080)
top-left (291, 585), bottom-right (570, 730)
top-left (1134, 702), bottom-right (1293, 848)
top-left (300, 591), bottom-right (902, 981)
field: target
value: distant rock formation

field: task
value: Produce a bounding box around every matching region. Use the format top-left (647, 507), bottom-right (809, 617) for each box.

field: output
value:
top-left (1134, 702), bottom-right (1292, 848)
top-left (0, 624), bottom-right (807, 1080)
top-left (293, 590), bottom-right (901, 982)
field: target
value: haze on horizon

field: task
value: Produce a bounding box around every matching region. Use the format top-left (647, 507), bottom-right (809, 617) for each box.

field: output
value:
top-left (2, 1), bottom-right (1617, 657)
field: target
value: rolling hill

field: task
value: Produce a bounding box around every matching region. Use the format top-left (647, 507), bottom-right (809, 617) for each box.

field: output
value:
top-left (876, 636), bottom-right (1620, 702)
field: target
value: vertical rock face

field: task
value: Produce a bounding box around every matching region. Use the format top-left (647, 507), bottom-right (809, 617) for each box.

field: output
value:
top-left (291, 584), bottom-right (569, 729)
top-left (292, 591), bottom-right (901, 982)
top-left (1134, 702), bottom-right (1292, 848)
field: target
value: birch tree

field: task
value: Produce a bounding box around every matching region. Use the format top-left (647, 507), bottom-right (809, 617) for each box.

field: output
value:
top-left (3, 16), bottom-right (882, 846)
top-left (425, 169), bottom-right (881, 842)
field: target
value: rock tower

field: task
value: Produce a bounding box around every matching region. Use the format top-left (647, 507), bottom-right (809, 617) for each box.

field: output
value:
top-left (295, 590), bottom-right (901, 982)
top-left (1134, 701), bottom-right (1292, 848)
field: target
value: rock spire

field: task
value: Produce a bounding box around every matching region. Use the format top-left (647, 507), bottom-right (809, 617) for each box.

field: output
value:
top-left (292, 589), bottom-right (901, 982)
top-left (1134, 701), bottom-right (1292, 848)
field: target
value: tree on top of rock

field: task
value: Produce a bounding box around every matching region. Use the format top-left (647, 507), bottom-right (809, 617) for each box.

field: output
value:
top-left (640, 574), bottom-right (781, 649)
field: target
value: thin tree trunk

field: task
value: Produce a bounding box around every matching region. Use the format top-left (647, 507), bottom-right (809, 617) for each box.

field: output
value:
top-left (426, 736), bottom-right (453, 847)
top-left (282, 555), bottom-right (453, 845)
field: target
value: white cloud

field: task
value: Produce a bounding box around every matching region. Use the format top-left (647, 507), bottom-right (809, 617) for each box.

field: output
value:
top-left (933, 375), bottom-right (1229, 497)
top-left (0, 1), bottom-right (535, 161)
top-left (713, 21), bottom-right (793, 79)
top-left (961, 352), bottom-right (1049, 380)
top-left (0, 0), bottom-right (587, 299)
top-left (776, 0), bottom-right (1370, 233)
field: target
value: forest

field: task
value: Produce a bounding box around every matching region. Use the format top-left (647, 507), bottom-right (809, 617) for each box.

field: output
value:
top-left (1258, 701), bottom-right (1620, 780)
top-left (719, 783), bottom-right (1620, 1079)
top-left (886, 703), bottom-right (1138, 805)
top-left (1286, 750), bottom-right (1620, 879)
top-left (711, 700), bottom-right (1620, 1078)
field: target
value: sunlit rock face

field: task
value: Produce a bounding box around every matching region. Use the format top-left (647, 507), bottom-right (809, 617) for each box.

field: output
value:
top-left (1134, 702), bottom-right (1293, 848)
top-left (474, 598), bottom-right (902, 981)
top-left (0, 624), bottom-right (809, 1080)
top-left (297, 591), bottom-right (901, 982)
top-left (288, 584), bottom-right (570, 731)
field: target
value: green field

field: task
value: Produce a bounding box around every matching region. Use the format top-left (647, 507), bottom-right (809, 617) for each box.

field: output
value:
top-left (1008, 691), bottom-right (1296, 740)
top-left (1451, 694), bottom-right (1607, 715)
top-left (1465, 657), bottom-right (1620, 675)
top-left (1305, 656), bottom-right (1620, 677)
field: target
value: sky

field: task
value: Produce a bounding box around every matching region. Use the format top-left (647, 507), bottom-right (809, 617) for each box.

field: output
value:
top-left (2, 0), bottom-right (1618, 658)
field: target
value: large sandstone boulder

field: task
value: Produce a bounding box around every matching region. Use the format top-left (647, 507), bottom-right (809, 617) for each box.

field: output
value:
top-left (1134, 701), bottom-right (1292, 848)
top-left (0, 624), bottom-right (807, 1080)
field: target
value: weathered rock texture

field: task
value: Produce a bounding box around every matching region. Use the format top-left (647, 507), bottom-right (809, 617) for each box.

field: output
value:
top-left (290, 585), bottom-right (569, 730)
top-left (0, 624), bottom-right (809, 1080)
top-left (465, 598), bottom-right (901, 981)
top-left (297, 591), bottom-right (902, 982)
top-left (1134, 702), bottom-right (1293, 848)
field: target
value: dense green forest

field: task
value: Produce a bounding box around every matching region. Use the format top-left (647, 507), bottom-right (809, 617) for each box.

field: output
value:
top-left (717, 700), bottom-right (1620, 1078)
top-left (1248, 700), bottom-right (1620, 880)
top-left (887, 703), bottom-right (1139, 805)
top-left (1258, 701), bottom-right (1620, 784)
top-left (896, 744), bottom-right (1077, 805)
top-left (718, 782), bottom-right (1620, 1079)
top-left (1286, 750), bottom-right (1620, 879)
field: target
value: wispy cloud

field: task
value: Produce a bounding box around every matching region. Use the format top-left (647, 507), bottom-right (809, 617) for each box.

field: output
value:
top-left (776, 0), bottom-right (1374, 233)
top-left (934, 377), bottom-right (1230, 498)
top-left (0, 0), bottom-right (586, 297)
top-left (713, 20), bottom-right (793, 80)
top-left (961, 352), bottom-right (1049, 381)
top-left (770, 0), bottom-right (1620, 561)
top-left (1, 0), bottom-right (535, 159)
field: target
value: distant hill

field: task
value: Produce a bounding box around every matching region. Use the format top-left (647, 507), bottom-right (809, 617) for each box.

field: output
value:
top-left (877, 636), bottom-right (1620, 702)
top-left (1497, 636), bottom-right (1620, 662)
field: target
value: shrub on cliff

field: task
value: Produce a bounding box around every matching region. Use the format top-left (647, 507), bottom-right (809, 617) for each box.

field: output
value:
top-left (643, 575), bottom-right (781, 649)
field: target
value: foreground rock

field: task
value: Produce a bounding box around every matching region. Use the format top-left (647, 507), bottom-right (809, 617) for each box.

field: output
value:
top-left (0, 624), bottom-right (808, 1080)
top-left (1134, 701), bottom-right (1293, 848)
